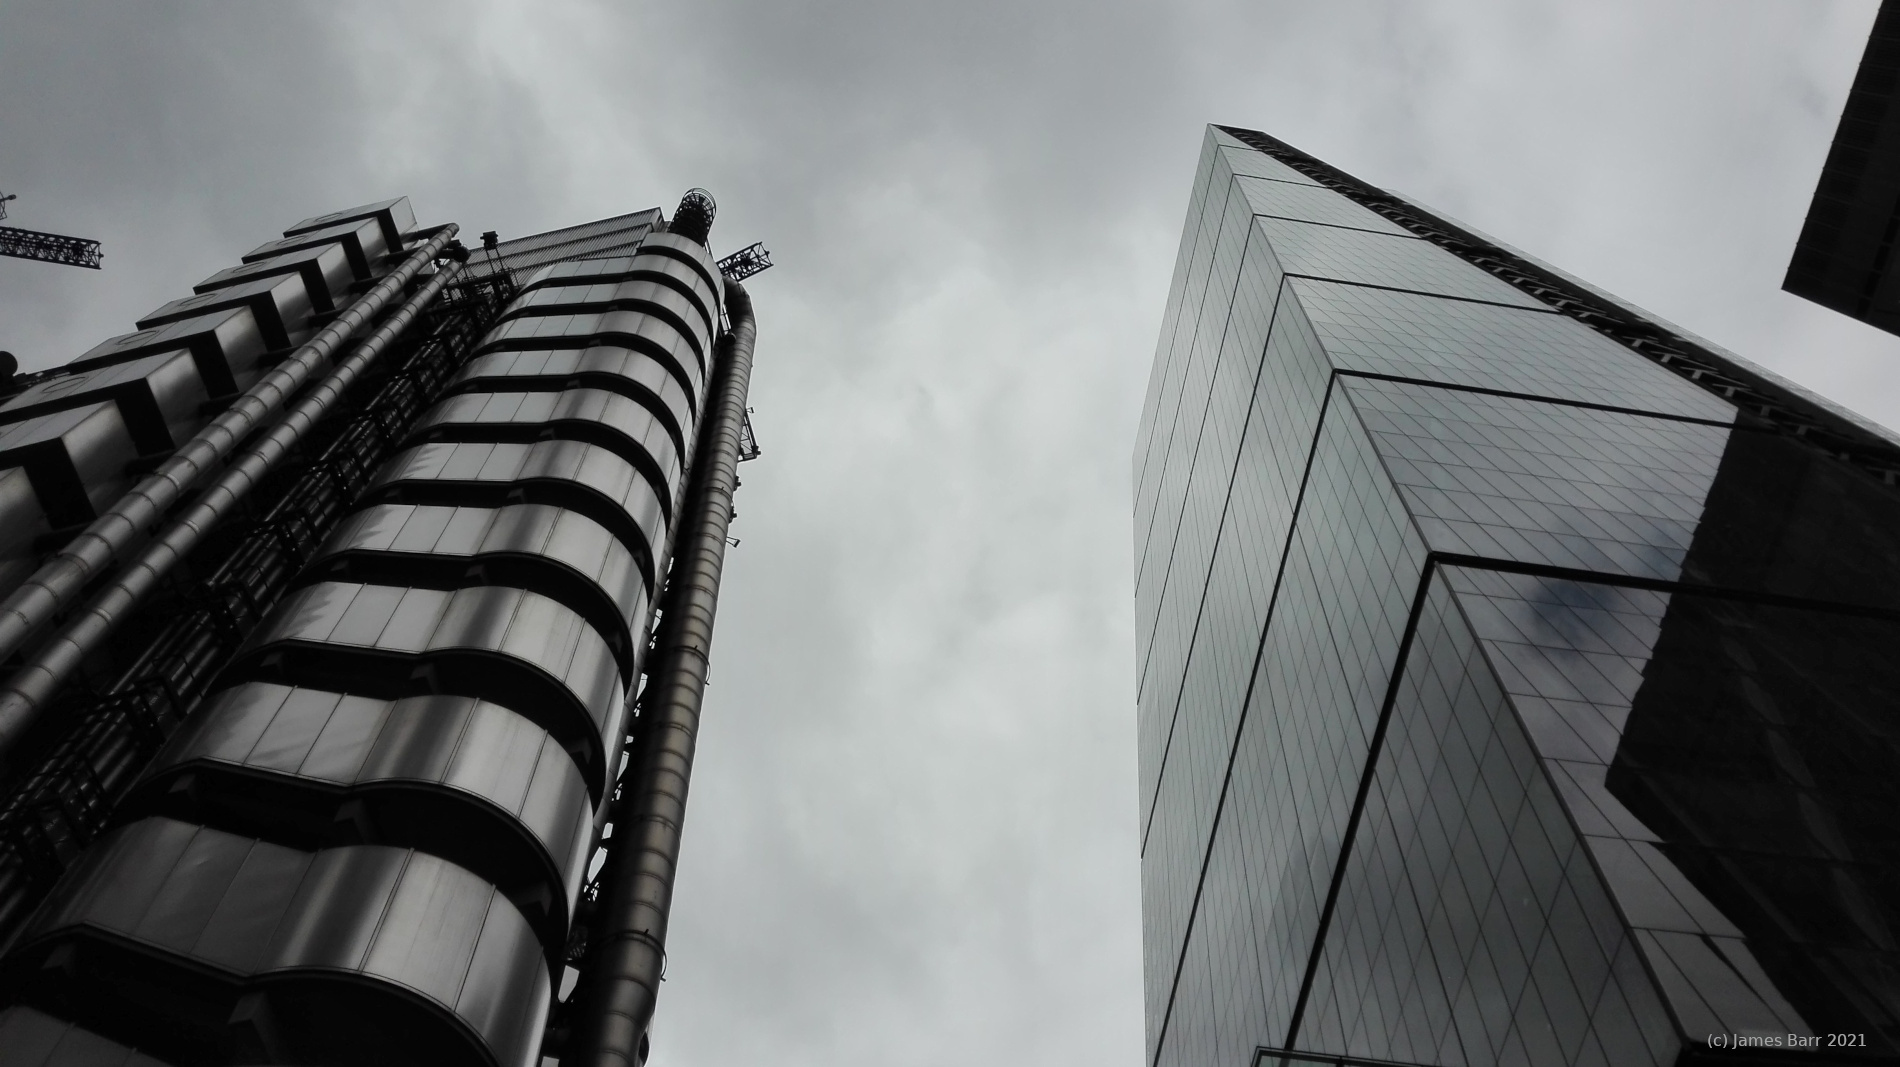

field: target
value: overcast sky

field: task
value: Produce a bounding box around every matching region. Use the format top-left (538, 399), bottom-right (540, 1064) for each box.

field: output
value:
top-left (1, 3), bottom-right (1894, 1065)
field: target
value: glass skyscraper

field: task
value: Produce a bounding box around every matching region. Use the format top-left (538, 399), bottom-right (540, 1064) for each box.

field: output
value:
top-left (1136, 125), bottom-right (1900, 1067)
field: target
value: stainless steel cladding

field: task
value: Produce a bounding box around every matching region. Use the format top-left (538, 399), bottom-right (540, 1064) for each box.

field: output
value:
top-left (0, 199), bottom-right (736, 1067)
top-left (366, 439), bottom-right (673, 589)
top-left (137, 273), bottom-right (319, 351)
top-left (408, 389), bottom-right (686, 518)
top-left (477, 311), bottom-right (706, 398)
top-left (0, 351), bottom-right (213, 454)
top-left (68, 306), bottom-right (268, 396)
top-left (445, 348), bottom-right (697, 460)
top-left (221, 581), bottom-right (628, 799)
top-left (8, 818), bottom-right (550, 1067)
top-left (242, 217), bottom-right (391, 281)
top-left (195, 243), bottom-right (354, 311)
top-left (0, 404), bottom-right (142, 527)
top-left (122, 682), bottom-right (595, 959)
top-left (515, 249), bottom-right (720, 325)
top-left (305, 503), bottom-right (652, 673)
top-left (282, 198), bottom-right (418, 250)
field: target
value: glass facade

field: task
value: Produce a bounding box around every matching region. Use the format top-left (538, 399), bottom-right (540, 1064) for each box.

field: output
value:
top-left (1136, 125), bottom-right (1900, 1067)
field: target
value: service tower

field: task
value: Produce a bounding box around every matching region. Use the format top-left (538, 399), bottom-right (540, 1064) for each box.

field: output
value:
top-left (0, 189), bottom-right (766, 1067)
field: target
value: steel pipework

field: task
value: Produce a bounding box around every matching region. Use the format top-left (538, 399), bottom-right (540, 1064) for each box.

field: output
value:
top-left (0, 260), bottom-right (465, 767)
top-left (0, 225), bottom-right (460, 676)
top-left (562, 280), bottom-right (755, 1067)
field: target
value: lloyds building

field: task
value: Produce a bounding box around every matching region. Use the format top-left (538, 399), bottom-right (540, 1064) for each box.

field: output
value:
top-left (1136, 125), bottom-right (1900, 1067)
top-left (0, 190), bottom-right (765, 1065)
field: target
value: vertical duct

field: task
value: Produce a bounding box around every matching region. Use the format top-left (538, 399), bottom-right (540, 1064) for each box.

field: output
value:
top-left (561, 277), bottom-right (755, 1067)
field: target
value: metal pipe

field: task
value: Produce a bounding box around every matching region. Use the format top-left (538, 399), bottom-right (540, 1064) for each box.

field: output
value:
top-left (562, 279), bottom-right (755, 1067)
top-left (0, 225), bottom-right (460, 675)
top-left (0, 258), bottom-right (466, 768)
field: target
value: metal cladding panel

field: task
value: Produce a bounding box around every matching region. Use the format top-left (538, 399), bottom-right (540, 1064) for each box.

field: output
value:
top-left (509, 281), bottom-right (627, 308)
top-left (192, 242), bottom-right (351, 312)
top-left (224, 581), bottom-right (626, 800)
top-left (515, 253), bottom-right (719, 326)
top-left (633, 252), bottom-right (720, 322)
top-left (408, 388), bottom-right (683, 520)
top-left (4, 818), bottom-right (548, 1067)
top-left (241, 217), bottom-right (388, 280)
top-left (66, 305), bottom-right (268, 397)
top-left (447, 346), bottom-right (696, 457)
top-left (0, 1005), bottom-right (175, 1066)
top-left (283, 197), bottom-right (418, 251)
top-left (502, 279), bottom-right (709, 343)
top-left (136, 272), bottom-right (316, 351)
top-left (306, 502), bottom-right (651, 669)
top-left (474, 310), bottom-right (705, 398)
top-left (0, 351), bottom-right (211, 455)
top-left (0, 468), bottom-right (53, 601)
top-left (620, 276), bottom-right (716, 346)
top-left (356, 851), bottom-right (504, 1002)
top-left (516, 255), bottom-right (641, 291)
top-left (124, 682), bottom-right (594, 956)
top-left (366, 440), bottom-right (670, 587)
top-left (637, 230), bottom-right (723, 296)
top-left (495, 280), bottom-right (712, 365)
top-left (0, 403), bottom-right (139, 527)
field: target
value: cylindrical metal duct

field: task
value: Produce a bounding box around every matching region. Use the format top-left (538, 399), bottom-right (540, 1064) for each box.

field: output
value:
top-left (0, 258), bottom-right (464, 768)
top-left (0, 226), bottom-right (461, 676)
top-left (562, 279), bottom-right (755, 1067)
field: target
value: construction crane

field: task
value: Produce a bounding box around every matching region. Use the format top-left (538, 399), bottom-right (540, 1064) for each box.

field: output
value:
top-left (716, 241), bottom-right (772, 281)
top-left (0, 191), bottom-right (103, 270)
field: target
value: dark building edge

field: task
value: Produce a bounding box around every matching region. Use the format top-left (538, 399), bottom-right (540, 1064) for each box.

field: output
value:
top-left (1783, 0), bottom-right (1900, 325)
